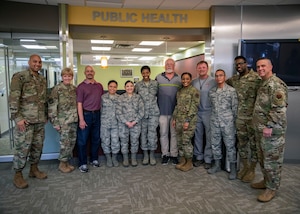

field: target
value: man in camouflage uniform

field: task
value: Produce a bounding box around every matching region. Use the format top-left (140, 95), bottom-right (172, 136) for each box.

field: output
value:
top-left (208, 69), bottom-right (238, 180)
top-left (48, 67), bottom-right (77, 173)
top-left (9, 54), bottom-right (48, 189)
top-left (251, 58), bottom-right (288, 203)
top-left (134, 65), bottom-right (160, 166)
top-left (226, 56), bottom-right (261, 182)
top-left (172, 72), bottom-right (200, 172)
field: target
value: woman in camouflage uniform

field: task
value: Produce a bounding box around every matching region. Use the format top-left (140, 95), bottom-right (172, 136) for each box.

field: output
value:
top-left (101, 80), bottom-right (120, 167)
top-left (172, 72), bottom-right (200, 172)
top-left (48, 68), bottom-right (77, 173)
top-left (116, 80), bottom-right (144, 167)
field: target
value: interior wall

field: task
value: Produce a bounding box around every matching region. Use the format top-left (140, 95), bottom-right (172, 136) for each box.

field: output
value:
top-left (211, 5), bottom-right (300, 162)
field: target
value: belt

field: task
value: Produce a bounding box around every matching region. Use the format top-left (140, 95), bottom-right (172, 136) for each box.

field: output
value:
top-left (83, 109), bottom-right (100, 113)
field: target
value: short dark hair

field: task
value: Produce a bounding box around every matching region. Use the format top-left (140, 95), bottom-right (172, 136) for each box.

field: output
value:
top-left (215, 69), bottom-right (226, 76)
top-left (196, 60), bottom-right (208, 68)
top-left (108, 80), bottom-right (118, 86)
top-left (181, 72), bottom-right (192, 79)
top-left (141, 65), bottom-right (151, 73)
top-left (124, 80), bottom-right (134, 86)
top-left (256, 57), bottom-right (273, 65)
top-left (234, 56), bottom-right (247, 62)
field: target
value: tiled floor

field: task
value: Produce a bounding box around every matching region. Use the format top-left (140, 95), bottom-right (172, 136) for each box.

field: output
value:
top-left (0, 158), bottom-right (299, 214)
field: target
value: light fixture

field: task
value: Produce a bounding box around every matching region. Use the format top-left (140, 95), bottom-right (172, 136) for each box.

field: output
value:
top-left (100, 56), bottom-right (108, 68)
top-left (92, 47), bottom-right (111, 51)
top-left (91, 39), bottom-right (114, 44)
top-left (163, 36), bottom-right (171, 56)
top-left (139, 41), bottom-right (164, 46)
top-left (132, 48), bottom-right (152, 52)
top-left (21, 45), bottom-right (46, 49)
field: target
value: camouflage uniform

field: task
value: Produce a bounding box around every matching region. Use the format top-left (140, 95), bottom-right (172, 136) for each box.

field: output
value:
top-left (48, 82), bottom-right (78, 162)
top-left (226, 70), bottom-right (261, 162)
top-left (209, 84), bottom-right (238, 163)
top-left (101, 93), bottom-right (120, 154)
top-left (252, 75), bottom-right (288, 190)
top-left (116, 93), bottom-right (144, 154)
top-left (134, 80), bottom-right (160, 151)
top-left (9, 69), bottom-right (47, 171)
top-left (172, 85), bottom-right (200, 159)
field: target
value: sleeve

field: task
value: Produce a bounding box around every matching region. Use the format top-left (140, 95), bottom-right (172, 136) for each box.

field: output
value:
top-left (172, 92), bottom-right (179, 120)
top-left (226, 77), bottom-right (233, 87)
top-left (186, 89), bottom-right (200, 122)
top-left (115, 96), bottom-right (127, 124)
top-left (266, 84), bottom-right (288, 132)
top-left (134, 82), bottom-right (139, 94)
top-left (231, 89), bottom-right (238, 119)
top-left (135, 95), bottom-right (145, 123)
top-left (8, 73), bottom-right (23, 123)
top-left (48, 86), bottom-right (59, 127)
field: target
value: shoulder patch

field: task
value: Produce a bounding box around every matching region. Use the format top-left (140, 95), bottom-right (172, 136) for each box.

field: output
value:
top-left (274, 91), bottom-right (286, 106)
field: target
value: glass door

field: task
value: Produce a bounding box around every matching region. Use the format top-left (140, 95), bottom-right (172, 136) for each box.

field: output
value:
top-left (0, 45), bottom-right (14, 161)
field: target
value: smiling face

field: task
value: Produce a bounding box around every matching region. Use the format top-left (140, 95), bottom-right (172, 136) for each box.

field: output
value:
top-left (62, 74), bottom-right (73, 85)
top-left (28, 55), bottom-right (42, 73)
top-left (141, 68), bottom-right (151, 82)
top-left (108, 82), bottom-right (118, 95)
top-left (125, 81), bottom-right (134, 95)
top-left (181, 73), bottom-right (192, 87)
top-left (165, 59), bottom-right (175, 73)
top-left (196, 62), bottom-right (208, 78)
top-left (84, 66), bottom-right (95, 80)
top-left (256, 58), bottom-right (273, 80)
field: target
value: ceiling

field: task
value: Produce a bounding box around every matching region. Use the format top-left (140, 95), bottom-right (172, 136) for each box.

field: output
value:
top-left (4, 0), bottom-right (300, 67)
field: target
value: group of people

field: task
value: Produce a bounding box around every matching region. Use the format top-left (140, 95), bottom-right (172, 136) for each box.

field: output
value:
top-left (9, 54), bottom-right (287, 203)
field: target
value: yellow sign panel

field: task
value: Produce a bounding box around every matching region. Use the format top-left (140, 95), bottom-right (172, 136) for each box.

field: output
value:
top-left (68, 6), bottom-right (210, 28)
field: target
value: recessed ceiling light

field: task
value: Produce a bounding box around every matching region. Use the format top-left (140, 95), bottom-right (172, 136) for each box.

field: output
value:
top-left (93, 55), bottom-right (110, 60)
top-left (179, 47), bottom-right (186, 50)
top-left (16, 58), bottom-right (29, 61)
top-left (139, 41), bottom-right (164, 46)
top-left (20, 39), bottom-right (36, 42)
top-left (91, 40), bottom-right (114, 44)
top-left (125, 56), bottom-right (138, 59)
top-left (138, 56), bottom-right (156, 60)
top-left (132, 48), bottom-right (152, 52)
top-left (91, 47), bottom-right (111, 51)
top-left (22, 45), bottom-right (46, 49)
top-left (45, 46), bottom-right (58, 49)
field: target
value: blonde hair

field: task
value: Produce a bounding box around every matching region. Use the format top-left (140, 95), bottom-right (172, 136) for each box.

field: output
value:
top-left (61, 67), bottom-right (73, 77)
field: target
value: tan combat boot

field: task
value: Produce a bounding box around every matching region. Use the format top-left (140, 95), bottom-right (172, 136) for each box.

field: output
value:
top-left (242, 161), bottom-right (256, 183)
top-left (180, 158), bottom-right (193, 172)
top-left (251, 179), bottom-right (266, 189)
top-left (257, 189), bottom-right (276, 202)
top-left (13, 171), bottom-right (28, 189)
top-left (29, 163), bottom-right (47, 179)
top-left (175, 156), bottom-right (186, 170)
top-left (59, 161), bottom-right (72, 173)
top-left (237, 158), bottom-right (249, 180)
top-left (66, 162), bottom-right (75, 171)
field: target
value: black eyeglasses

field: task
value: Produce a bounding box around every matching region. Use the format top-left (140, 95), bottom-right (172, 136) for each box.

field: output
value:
top-left (234, 62), bottom-right (246, 66)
